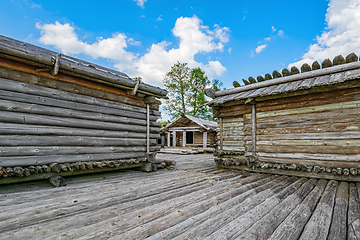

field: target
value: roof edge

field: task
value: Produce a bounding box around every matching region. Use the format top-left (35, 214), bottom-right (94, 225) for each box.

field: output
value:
top-left (215, 61), bottom-right (360, 97)
top-left (0, 35), bottom-right (168, 98)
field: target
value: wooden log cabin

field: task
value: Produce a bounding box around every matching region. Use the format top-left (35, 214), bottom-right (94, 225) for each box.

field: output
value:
top-left (0, 35), bottom-right (167, 185)
top-left (206, 53), bottom-right (360, 181)
top-left (162, 113), bottom-right (217, 149)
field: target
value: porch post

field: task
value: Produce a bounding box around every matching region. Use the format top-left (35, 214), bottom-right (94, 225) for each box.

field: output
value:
top-left (167, 132), bottom-right (171, 147)
top-left (183, 131), bottom-right (186, 148)
top-left (172, 131), bottom-right (176, 147)
top-left (203, 132), bottom-right (207, 148)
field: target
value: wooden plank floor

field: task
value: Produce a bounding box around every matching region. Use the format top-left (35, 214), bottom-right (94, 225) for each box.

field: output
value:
top-left (1, 153), bottom-right (360, 239)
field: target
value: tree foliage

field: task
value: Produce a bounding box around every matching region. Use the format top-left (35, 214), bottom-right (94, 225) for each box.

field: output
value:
top-left (163, 62), bottom-right (224, 120)
top-left (163, 62), bottom-right (191, 119)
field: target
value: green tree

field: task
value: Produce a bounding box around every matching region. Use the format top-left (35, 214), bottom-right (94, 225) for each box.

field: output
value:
top-left (189, 67), bottom-right (210, 116)
top-left (163, 62), bottom-right (225, 120)
top-left (163, 62), bottom-right (191, 119)
top-left (211, 78), bottom-right (224, 91)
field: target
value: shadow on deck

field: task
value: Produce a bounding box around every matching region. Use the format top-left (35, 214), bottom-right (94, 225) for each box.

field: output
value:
top-left (0, 153), bottom-right (359, 239)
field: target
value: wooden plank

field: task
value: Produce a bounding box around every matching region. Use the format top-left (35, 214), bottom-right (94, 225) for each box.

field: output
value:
top-left (251, 107), bottom-right (359, 126)
top-left (244, 100), bottom-right (360, 119)
top-left (258, 156), bottom-right (360, 169)
top-left (0, 99), bottom-right (160, 127)
top-left (258, 152), bottom-right (360, 162)
top-left (138, 176), bottom-right (290, 240)
top-left (348, 183), bottom-right (360, 239)
top-left (254, 122), bottom-right (360, 135)
top-left (0, 152), bottom-right (150, 167)
top-left (146, 174), bottom-right (271, 240)
top-left (222, 117), bottom-right (244, 123)
top-left (257, 144), bottom-right (360, 155)
top-left (205, 177), bottom-right (299, 240)
top-left (256, 86), bottom-right (360, 113)
top-left (0, 146), bottom-right (159, 156)
top-left (0, 88), bottom-right (159, 122)
top-left (0, 135), bottom-right (157, 147)
top-left (0, 75), bottom-right (159, 115)
top-left (254, 132), bottom-right (360, 141)
top-left (0, 122), bottom-right (159, 139)
top-left (267, 179), bottom-right (328, 240)
top-left (299, 180), bottom-right (338, 240)
top-left (237, 178), bottom-right (317, 240)
top-left (0, 111), bottom-right (160, 133)
top-left (0, 58), bottom-right (159, 109)
top-left (328, 182), bottom-right (348, 240)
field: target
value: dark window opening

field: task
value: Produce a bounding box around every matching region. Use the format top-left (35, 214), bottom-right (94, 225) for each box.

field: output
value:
top-left (186, 132), bottom-right (193, 144)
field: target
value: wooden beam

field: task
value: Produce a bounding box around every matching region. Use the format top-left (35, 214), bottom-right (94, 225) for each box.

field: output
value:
top-left (183, 131), bottom-right (186, 148)
top-left (252, 104), bottom-right (256, 155)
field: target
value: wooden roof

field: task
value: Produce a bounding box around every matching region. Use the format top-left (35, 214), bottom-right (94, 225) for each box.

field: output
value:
top-left (0, 35), bottom-right (167, 98)
top-left (208, 55), bottom-right (360, 106)
top-left (163, 113), bottom-right (218, 131)
top-left (1, 153), bottom-right (359, 239)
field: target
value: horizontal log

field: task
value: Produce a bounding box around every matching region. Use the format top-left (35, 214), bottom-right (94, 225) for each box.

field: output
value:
top-left (0, 35), bottom-right (167, 97)
top-left (0, 122), bottom-right (159, 139)
top-left (223, 122), bottom-right (244, 128)
top-left (258, 156), bottom-right (360, 169)
top-left (246, 132), bottom-right (360, 141)
top-left (0, 111), bottom-right (160, 133)
top-left (0, 99), bottom-right (160, 127)
top-left (256, 86), bottom-right (360, 113)
top-left (250, 107), bottom-right (359, 127)
top-left (0, 146), bottom-right (160, 156)
top-left (0, 152), bottom-right (148, 167)
top-left (258, 152), bottom-right (360, 161)
top-left (0, 88), bottom-right (159, 122)
top-left (222, 147), bottom-right (245, 152)
top-left (244, 100), bottom-right (360, 119)
top-left (0, 77), bottom-right (160, 117)
top-left (0, 58), bottom-right (161, 110)
top-left (222, 117), bottom-right (244, 123)
top-left (253, 122), bottom-right (360, 135)
top-left (0, 162), bottom-right (144, 185)
top-left (0, 135), bottom-right (157, 147)
top-left (256, 144), bottom-right (360, 155)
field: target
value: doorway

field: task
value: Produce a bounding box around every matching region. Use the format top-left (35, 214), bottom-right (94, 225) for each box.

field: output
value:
top-left (186, 131), bottom-right (193, 144)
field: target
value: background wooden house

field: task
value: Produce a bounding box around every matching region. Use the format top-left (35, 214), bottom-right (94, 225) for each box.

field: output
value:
top-left (0, 35), bottom-right (167, 184)
top-left (162, 113), bottom-right (217, 149)
top-left (207, 53), bottom-right (360, 181)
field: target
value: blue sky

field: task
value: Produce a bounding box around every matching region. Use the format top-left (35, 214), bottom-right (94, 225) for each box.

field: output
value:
top-left (1, 0), bottom-right (360, 120)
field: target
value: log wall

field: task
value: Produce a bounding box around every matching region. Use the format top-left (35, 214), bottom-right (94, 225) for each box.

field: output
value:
top-left (215, 87), bottom-right (360, 180)
top-left (0, 63), bottom-right (162, 182)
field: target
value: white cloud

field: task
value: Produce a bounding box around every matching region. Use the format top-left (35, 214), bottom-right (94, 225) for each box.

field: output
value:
top-left (228, 48), bottom-right (232, 54)
top-left (289, 0), bottom-right (360, 68)
top-left (127, 38), bottom-right (141, 46)
top-left (134, 0), bottom-right (147, 8)
top-left (271, 26), bottom-right (276, 32)
top-left (36, 16), bottom-right (229, 87)
top-left (255, 44), bottom-right (267, 53)
top-left (156, 15), bottom-right (163, 21)
top-left (277, 30), bottom-right (284, 37)
top-left (264, 37), bottom-right (271, 41)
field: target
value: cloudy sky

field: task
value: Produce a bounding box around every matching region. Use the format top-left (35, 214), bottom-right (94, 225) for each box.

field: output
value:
top-left (1, 0), bottom-right (360, 97)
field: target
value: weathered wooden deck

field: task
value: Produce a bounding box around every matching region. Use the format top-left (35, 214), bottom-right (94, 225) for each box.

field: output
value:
top-left (1, 153), bottom-right (360, 239)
